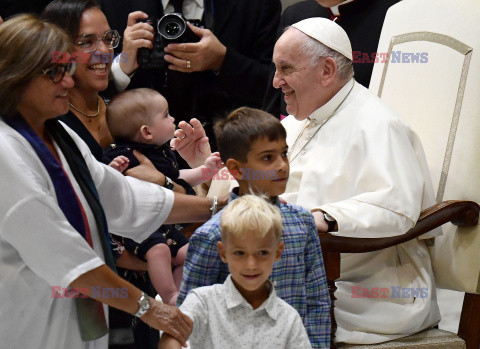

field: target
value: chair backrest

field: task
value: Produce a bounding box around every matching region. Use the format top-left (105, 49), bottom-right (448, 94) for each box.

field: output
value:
top-left (369, 0), bottom-right (480, 294)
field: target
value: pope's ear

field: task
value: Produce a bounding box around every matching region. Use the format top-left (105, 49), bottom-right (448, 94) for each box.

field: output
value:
top-left (225, 158), bottom-right (242, 181)
top-left (319, 57), bottom-right (337, 86)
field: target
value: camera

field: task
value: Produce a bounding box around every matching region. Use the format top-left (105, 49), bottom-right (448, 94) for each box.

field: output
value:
top-left (137, 13), bottom-right (200, 69)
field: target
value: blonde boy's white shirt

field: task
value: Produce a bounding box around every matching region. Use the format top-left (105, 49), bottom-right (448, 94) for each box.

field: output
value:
top-left (180, 275), bottom-right (312, 349)
top-left (281, 79), bottom-right (441, 344)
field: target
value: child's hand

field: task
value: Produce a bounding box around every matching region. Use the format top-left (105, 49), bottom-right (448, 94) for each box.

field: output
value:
top-left (204, 152), bottom-right (223, 173)
top-left (109, 155), bottom-right (130, 173)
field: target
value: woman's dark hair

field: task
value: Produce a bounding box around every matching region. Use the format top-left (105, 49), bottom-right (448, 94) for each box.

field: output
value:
top-left (41, 0), bottom-right (100, 40)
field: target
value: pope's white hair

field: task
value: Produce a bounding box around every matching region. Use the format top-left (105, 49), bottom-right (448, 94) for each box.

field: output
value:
top-left (289, 26), bottom-right (354, 81)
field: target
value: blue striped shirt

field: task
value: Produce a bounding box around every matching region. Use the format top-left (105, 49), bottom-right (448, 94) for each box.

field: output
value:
top-left (178, 190), bottom-right (331, 348)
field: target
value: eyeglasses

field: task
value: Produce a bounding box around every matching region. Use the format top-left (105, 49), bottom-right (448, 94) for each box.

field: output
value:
top-left (42, 62), bottom-right (77, 83)
top-left (74, 30), bottom-right (121, 53)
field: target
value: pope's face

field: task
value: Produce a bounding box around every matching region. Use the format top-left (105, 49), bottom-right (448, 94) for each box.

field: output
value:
top-left (272, 29), bottom-right (325, 120)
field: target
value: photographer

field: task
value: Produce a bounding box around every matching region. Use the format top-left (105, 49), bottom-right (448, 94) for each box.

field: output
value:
top-left (99, 0), bottom-right (281, 151)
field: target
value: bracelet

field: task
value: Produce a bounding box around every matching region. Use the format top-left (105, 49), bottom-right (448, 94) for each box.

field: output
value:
top-left (133, 292), bottom-right (150, 318)
top-left (209, 196), bottom-right (218, 217)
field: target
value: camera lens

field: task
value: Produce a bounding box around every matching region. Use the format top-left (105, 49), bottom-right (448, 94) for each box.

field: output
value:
top-left (158, 14), bottom-right (186, 40)
top-left (165, 22), bottom-right (181, 36)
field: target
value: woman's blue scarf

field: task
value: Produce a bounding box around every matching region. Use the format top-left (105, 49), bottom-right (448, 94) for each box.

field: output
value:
top-left (4, 114), bottom-right (116, 341)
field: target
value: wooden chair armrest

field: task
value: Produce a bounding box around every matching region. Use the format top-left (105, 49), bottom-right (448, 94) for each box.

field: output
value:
top-left (319, 200), bottom-right (479, 253)
top-left (318, 200), bottom-right (479, 347)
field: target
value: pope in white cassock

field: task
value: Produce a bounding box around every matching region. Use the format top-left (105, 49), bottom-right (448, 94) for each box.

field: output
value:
top-left (272, 18), bottom-right (441, 344)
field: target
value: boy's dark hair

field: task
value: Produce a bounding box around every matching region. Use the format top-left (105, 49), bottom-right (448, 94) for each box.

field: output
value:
top-left (214, 107), bottom-right (286, 163)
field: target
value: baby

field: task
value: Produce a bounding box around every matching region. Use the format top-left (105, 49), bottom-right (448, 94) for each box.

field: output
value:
top-left (103, 88), bottom-right (222, 305)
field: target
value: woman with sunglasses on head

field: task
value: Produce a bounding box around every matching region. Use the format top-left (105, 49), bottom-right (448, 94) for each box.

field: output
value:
top-left (0, 14), bottom-right (229, 349)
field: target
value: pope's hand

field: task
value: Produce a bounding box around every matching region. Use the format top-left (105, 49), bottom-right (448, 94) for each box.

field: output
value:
top-left (171, 118), bottom-right (212, 168)
top-left (312, 210), bottom-right (329, 233)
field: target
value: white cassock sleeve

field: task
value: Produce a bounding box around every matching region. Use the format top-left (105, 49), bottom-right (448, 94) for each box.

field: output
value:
top-left (283, 87), bottom-right (437, 239)
top-left (318, 117), bottom-right (426, 238)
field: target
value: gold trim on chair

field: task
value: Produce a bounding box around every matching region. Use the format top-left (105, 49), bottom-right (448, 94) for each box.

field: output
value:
top-left (377, 32), bottom-right (472, 203)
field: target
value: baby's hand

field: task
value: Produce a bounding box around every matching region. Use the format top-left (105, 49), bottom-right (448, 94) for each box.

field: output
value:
top-left (204, 152), bottom-right (223, 173)
top-left (109, 155), bottom-right (130, 173)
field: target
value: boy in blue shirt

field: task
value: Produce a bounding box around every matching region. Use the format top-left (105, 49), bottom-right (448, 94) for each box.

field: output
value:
top-left (177, 107), bottom-right (331, 348)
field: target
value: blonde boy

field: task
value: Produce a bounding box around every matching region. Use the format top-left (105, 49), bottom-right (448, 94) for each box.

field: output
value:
top-left (159, 195), bottom-right (312, 349)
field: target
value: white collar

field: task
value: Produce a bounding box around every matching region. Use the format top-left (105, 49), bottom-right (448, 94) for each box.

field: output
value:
top-left (223, 275), bottom-right (279, 320)
top-left (162, 0), bottom-right (204, 10)
top-left (309, 78), bottom-right (355, 125)
top-left (330, 0), bottom-right (356, 16)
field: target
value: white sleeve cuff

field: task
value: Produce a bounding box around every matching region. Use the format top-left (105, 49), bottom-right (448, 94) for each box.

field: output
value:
top-left (111, 57), bottom-right (132, 92)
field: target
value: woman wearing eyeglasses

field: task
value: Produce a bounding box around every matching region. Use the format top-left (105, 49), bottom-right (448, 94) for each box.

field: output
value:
top-left (41, 0), bottom-right (158, 294)
top-left (0, 14), bottom-right (221, 349)
top-left (41, 0), bottom-right (122, 161)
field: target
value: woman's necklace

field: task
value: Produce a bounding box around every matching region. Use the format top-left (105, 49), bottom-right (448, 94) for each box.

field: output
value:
top-left (68, 96), bottom-right (100, 121)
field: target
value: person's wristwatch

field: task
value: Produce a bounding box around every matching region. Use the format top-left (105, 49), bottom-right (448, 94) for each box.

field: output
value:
top-left (133, 292), bottom-right (150, 318)
top-left (163, 176), bottom-right (174, 190)
top-left (323, 211), bottom-right (337, 233)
